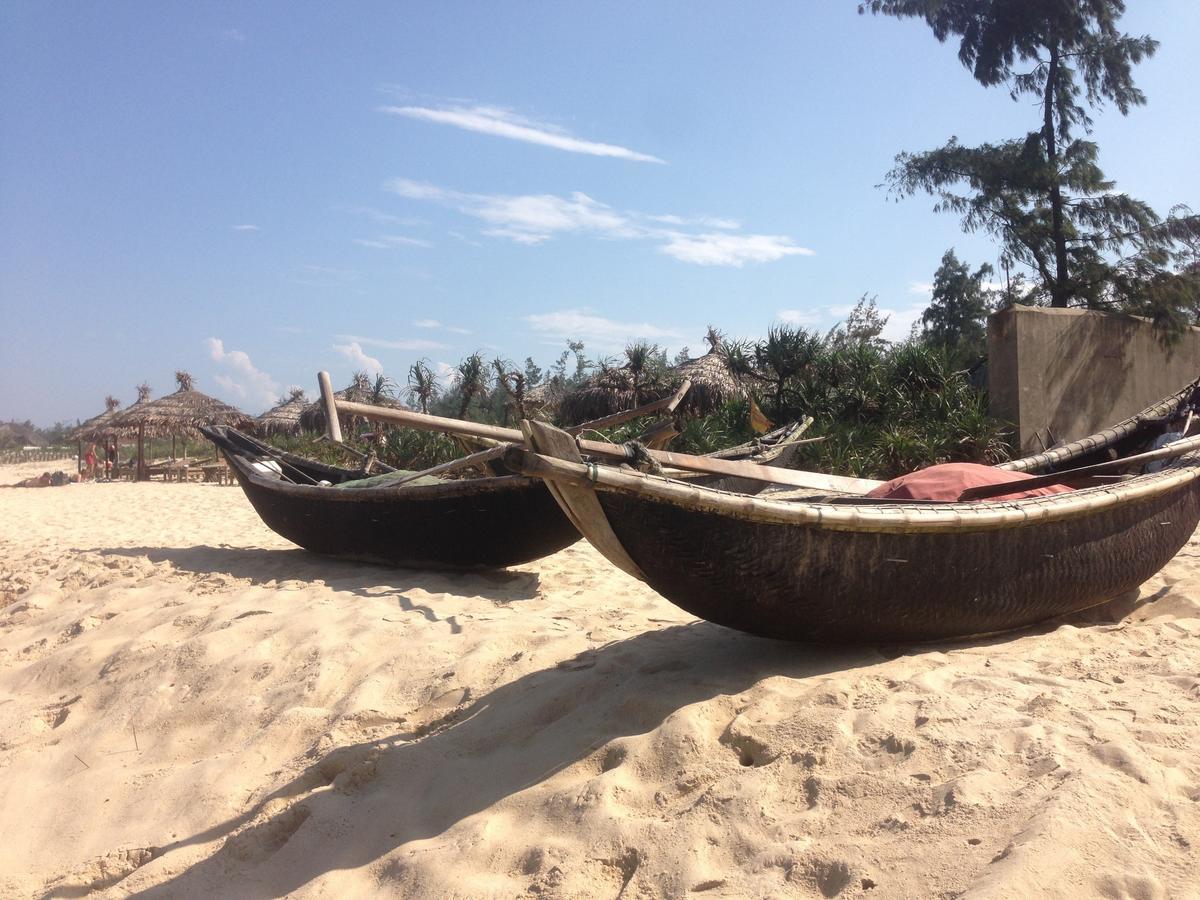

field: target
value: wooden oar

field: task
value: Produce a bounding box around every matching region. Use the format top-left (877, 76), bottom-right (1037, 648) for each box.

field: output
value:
top-left (958, 432), bottom-right (1200, 501)
top-left (322, 382), bottom-right (881, 491)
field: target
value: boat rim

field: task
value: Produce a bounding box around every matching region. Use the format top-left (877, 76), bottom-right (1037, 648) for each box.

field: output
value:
top-left (511, 446), bottom-right (1200, 534)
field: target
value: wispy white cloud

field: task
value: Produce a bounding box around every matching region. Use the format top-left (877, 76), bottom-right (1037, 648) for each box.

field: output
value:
top-left (447, 230), bottom-right (483, 247)
top-left (381, 103), bottom-right (664, 164)
top-left (206, 337), bottom-right (278, 409)
top-left (524, 309), bottom-right (683, 349)
top-left (222, 28), bottom-right (246, 42)
top-left (878, 304), bottom-right (928, 343)
top-left (411, 319), bottom-right (471, 335)
top-left (353, 234), bottom-right (432, 249)
top-left (658, 232), bottom-right (814, 267)
top-left (341, 205), bottom-right (425, 226)
top-left (388, 179), bottom-right (631, 245)
top-left (777, 308), bottom-right (823, 326)
top-left (645, 213), bottom-right (740, 230)
top-left (333, 341), bottom-right (384, 376)
top-left (385, 177), bottom-right (812, 268)
top-left (232, 224), bottom-right (259, 232)
top-left (337, 334), bottom-right (449, 351)
top-left (289, 264), bottom-right (361, 288)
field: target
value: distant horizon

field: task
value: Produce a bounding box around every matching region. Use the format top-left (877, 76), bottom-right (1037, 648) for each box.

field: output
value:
top-left (3, 2), bottom-right (1197, 426)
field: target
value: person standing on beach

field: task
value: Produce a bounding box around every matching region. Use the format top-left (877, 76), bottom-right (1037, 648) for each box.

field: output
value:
top-left (84, 443), bottom-right (97, 481)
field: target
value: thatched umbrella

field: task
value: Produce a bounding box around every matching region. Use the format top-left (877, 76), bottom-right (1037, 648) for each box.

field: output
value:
top-left (113, 372), bottom-right (252, 480)
top-left (560, 329), bottom-right (750, 426)
top-left (668, 328), bottom-right (748, 416)
top-left (72, 395), bottom-right (122, 442)
top-left (71, 395), bottom-right (122, 476)
top-left (299, 372), bottom-right (407, 435)
top-left (524, 378), bottom-right (568, 420)
top-left (559, 365), bottom-right (659, 425)
top-left (255, 388), bottom-right (308, 437)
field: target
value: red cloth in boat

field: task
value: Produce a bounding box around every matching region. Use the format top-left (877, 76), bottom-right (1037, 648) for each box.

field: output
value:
top-left (866, 462), bottom-right (1074, 502)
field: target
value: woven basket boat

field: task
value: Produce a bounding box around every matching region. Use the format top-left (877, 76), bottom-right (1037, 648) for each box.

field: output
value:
top-left (201, 425), bottom-right (578, 569)
top-left (506, 378), bottom-right (1200, 641)
top-left (201, 421), bottom-right (810, 571)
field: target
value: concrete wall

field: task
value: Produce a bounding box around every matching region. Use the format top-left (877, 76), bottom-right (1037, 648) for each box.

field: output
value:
top-left (988, 305), bottom-right (1200, 454)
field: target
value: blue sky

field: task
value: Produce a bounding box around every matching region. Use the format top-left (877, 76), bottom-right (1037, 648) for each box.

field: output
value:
top-left (3, 2), bottom-right (1197, 424)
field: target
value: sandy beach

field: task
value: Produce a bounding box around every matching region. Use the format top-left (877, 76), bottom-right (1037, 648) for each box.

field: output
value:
top-left (2, 461), bottom-right (1199, 899)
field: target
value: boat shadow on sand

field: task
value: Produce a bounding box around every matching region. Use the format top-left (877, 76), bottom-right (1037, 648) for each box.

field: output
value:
top-left (98, 585), bottom-right (1168, 899)
top-left (102, 544), bottom-right (543, 609)
top-left (105, 622), bottom-right (883, 898)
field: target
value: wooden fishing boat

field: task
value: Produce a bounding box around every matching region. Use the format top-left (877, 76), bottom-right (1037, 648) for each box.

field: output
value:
top-left (505, 378), bottom-right (1200, 641)
top-left (201, 425), bottom-right (580, 569)
top-left (201, 394), bottom-right (812, 570)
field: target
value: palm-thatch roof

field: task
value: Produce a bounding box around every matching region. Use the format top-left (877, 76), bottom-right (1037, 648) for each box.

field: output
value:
top-left (559, 364), bottom-right (674, 425)
top-left (111, 372), bottom-right (252, 437)
top-left (254, 388), bottom-right (308, 436)
top-left (670, 346), bottom-right (747, 415)
top-left (299, 372), bottom-right (408, 434)
top-left (559, 329), bottom-right (747, 424)
top-left (523, 378), bottom-right (569, 419)
top-left (71, 395), bottom-right (122, 442)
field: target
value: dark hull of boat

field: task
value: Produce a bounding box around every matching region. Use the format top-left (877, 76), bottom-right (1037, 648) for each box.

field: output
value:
top-left (205, 427), bottom-right (579, 569)
top-left (593, 479), bottom-right (1200, 642)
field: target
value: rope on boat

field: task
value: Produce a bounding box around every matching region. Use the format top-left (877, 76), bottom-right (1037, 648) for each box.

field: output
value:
top-left (621, 440), bottom-right (665, 476)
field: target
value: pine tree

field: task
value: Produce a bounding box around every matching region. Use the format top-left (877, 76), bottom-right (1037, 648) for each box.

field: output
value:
top-left (863, 0), bottom-right (1199, 325)
top-left (922, 249), bottom-right (994, 363)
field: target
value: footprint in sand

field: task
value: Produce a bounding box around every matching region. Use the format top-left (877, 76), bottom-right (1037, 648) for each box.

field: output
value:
top-left (808, 859), bottom-right (855, 898)
top-left (222, 801), bottom-right (312, 862)
top-left (316, 744), bottom-right (383, 792)
top-left (33, 694), bottom-right (82, 731)
top-left (402, 688), bottom-right (472, 738)
top-left (56, 612), bottom-right (117, 645)
top-left (42, 846), bottom-right (161, 895)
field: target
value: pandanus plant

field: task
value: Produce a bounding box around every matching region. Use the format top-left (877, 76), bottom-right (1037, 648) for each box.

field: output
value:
top-left (456, 352), bottom-right (490, 419)
top-left (406, 360), bottom-right (437, 414)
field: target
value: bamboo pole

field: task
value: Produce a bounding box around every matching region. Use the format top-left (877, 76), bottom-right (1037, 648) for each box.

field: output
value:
top-left (959, 432), bottom-right (1200, 500)
top-left (137, 422), bottom-right (146, 481)
top-left (318, 371), bottom-right (343, 443)
top-left (325, 390), bottom-right (882, 492)
top-left (502, 442), bottom-right (1200, 534)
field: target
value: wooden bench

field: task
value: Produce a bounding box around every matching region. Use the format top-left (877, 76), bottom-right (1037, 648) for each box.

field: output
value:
top-left (201, 463), bottom-right (233, 484)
